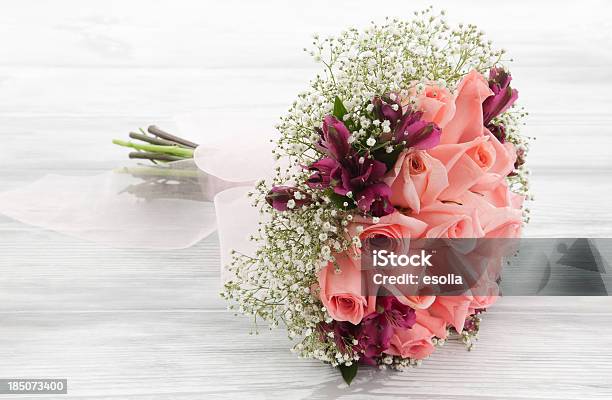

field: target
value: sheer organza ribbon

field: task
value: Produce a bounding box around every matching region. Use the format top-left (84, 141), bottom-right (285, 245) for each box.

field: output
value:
top-left (0, 110), bottom-right (277, 280)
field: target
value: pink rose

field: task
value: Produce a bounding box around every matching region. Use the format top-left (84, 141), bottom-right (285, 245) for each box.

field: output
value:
top-left (471, 176), bottom-right (515, 209)
top-left (347, 213), bottom-right (429, 300)
top-left (351, 211), bottom-right (428, 241)
top-left (428, 136), bottom-right (495, 200)
top-left (415, 308), bottom-right (448, 339)
top-left (386, 323), bottom-right (436, 360)
top-left (469, 266), bottom-right (501, 313)
top-left (482, 128), bottom-right (517, 178)
top-left (465, 138), bottom-right (497, 171)
top-left (428, 296), bottom-right (473, 333)
top-left (408, 83), bottom-right (456, 128)
top-left (416, 202), bottom-right (485, 239)
top-left (483, 209), bottom-right (522, 238)
top-left (459, 191), bottom-right (522, 238)
top-left (318, 254), bottom-right (375, 324)
top-left (397, 295), bottom-right (436, 310)
top-left (348, 211), bottom-right (428, 258)
top-left (470, 294), bottom-right (498, 313)
top-left (441, 70), bottom-right (493, 144)
top-left (383, 150), bottom-right (449, 214)
top-left (428, 130), bottom-right (517, 201)
top-left (471, 175), bottom-right (524, 221)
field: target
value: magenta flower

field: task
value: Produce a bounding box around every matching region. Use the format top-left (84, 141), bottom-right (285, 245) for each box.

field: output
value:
top-left (265, 186), bottom-right (310, 211)
top-left (322, 296), bottom-right (416, 366)
top-left (307, 153), bottom-right (394, 217)
top-left (333, 154), bottom-right (387, 196)
top-left (487, 123), bottom-right (506, 143)
top-left (357, 317), bottom-right (394, 365)
top-left (315, 115), bottom-right (352, 160)
top-left (321, 317), bottom-right (390, 366)
top-left (514, 147), bottom-right (526, 170)
top-left (375, 296), bottom-right (416, 329)
top-left (329, 321), bottom-right (359, 353)
top-left (307, 158), bottom-right (341, 190)
top-left (356, 296), bottom-right (416, 365)
top-left (307, 115), bottom-right (395, 216)
top-left (372, 95), bottom-right (403, 127)
top-left (355, 183), bottom-right (394, 217)
top-left (393, 107), bottom-right (442, 150)
top-left (482, 67), bottom-right (519, 125)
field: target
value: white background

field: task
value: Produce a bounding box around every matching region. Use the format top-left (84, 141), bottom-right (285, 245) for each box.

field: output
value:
top-left (1, 1), bottom-right (612, 398)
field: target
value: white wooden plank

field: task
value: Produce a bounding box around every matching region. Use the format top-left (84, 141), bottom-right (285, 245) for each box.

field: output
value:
top-left (0, 231), bottom-right (225, 312)
top-left (0, 307), bottom-right (611, 399)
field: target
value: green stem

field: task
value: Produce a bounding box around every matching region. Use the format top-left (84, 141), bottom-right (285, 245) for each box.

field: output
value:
top-left (129, 132), bottom-right (186, 147)
top-left (148, 125), bottom-right (198, 148)
top-left (112, 139), bottom-right (194, 158)
top-left (128, 152), bottom-right (183, 162)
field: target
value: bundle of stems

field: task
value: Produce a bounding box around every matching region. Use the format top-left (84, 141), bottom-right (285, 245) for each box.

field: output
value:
top-left (113, 126), bottom-right (205, 201)
top-left (113, 125), bottom-right (199, 163)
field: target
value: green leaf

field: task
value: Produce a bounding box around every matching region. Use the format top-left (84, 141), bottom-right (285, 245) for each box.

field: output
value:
top-left (333, 96), bottom-right (348, 120)
top-left (373, 146), bottom-right (403, 171)
top-left (339, 363), bottom-right (359, 386)
top-left (328, 191), bottom-right (356, 210)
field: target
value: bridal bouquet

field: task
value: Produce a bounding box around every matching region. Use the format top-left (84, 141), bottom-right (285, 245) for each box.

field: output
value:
top-left (222, 9), bottom-right (529, 384)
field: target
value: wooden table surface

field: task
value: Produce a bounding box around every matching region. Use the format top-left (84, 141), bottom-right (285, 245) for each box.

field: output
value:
top-left (1, 1), bottom-right (612, 398)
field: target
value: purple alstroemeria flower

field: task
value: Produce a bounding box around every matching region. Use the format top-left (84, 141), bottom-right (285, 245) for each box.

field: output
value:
top-left (319, 317), bottom-right (390, 366)
top-left (482, 67), bottom-right (519, 125)
top-left (393, 107), bottom-right (442, 150)
top-left (372, 95), bottom-right (403, 127)
top-left (487, 123), bottom-right (506, 143)
top-left (356, 296), bottom-right (416, 365)
top-left (375, 296), bottom-right (416, 329)
top-left (331, 321), bottom-right (359, 353)
top-left (265, 186), bottom-right (310, 211)
top-left (307, 153), bottom-right (394, 217)
top-left (315, 115), bottom-right (352, 160)
top-left (307, 157), bottom-right (341, 190)
top-left (333, 153), bottom-right (387, 196)
top-left (355, 183), bottom-right (394, 217)
top-left (357, 315), bottom-right (394, 365)
top-left (514, 147), bottom-right (526, 170)
top-left (321, 297), bottom-right (416, 366)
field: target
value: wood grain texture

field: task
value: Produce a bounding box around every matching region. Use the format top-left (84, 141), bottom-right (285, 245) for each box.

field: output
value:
top-left (1, 0), bottom-right (612, 398)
